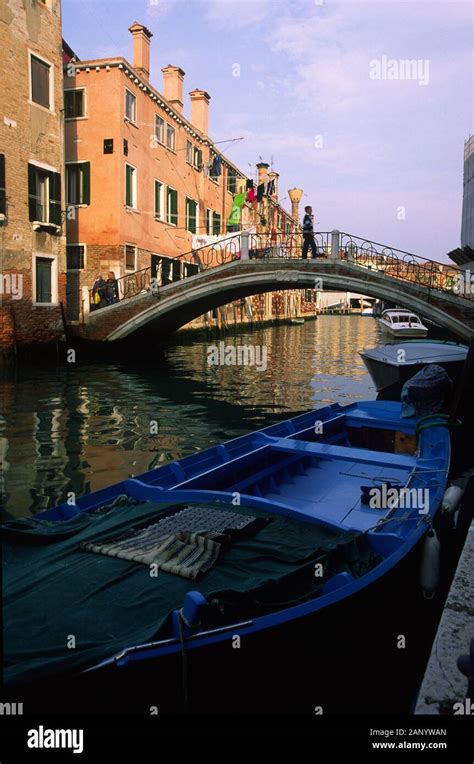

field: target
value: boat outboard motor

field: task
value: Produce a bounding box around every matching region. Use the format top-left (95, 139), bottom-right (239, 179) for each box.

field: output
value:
top-left (400, 364), bottom-right (453, 419)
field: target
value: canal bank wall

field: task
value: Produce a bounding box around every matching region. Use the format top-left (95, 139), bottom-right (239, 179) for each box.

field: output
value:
top-left (415, 520), bottom-right (474, 714)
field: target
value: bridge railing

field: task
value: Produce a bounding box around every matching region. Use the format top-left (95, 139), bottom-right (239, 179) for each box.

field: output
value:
top-left (338, 232), bottom-right (471, 299)
top-left (87, 230), bottom-right (473, 311)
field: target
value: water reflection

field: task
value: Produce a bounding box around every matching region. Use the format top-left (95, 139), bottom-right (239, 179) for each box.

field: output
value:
top-left (0, 316), bottom-right (381, 519)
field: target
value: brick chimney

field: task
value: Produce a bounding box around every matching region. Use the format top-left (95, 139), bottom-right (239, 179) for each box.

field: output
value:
top-left (288, 188), bottom-right (303, 222)
top-left (268, 170), bottom-right (279, 199)
top-left (128, 21), bottom-right (153, 80)
top-left (256, 162), bottom-right (269, 187)
top-left (162, 65), bottom-right (185, 112)
top-left (189, 89), bottom-right (210, 135)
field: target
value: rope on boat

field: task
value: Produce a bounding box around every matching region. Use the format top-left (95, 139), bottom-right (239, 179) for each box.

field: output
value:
top-left (177, 612), bottom-right (190, 713)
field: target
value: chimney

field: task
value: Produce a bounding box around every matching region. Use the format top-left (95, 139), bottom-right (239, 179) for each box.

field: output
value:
top-left (288, 187), bottom-right (303, 222)
top-left (189, 89), bottom-right (211, 135)
top-left (268, 170), bottom-right (279, 199)
top-left (128, 21), bottom-right (153, 80)
top-left (256, 162), bottom-right (269, 187)
top-left (162, 65), bottom-right (185, 112)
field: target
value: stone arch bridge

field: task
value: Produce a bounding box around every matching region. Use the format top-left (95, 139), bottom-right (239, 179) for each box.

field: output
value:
top-left (73, 232), bottom-right (474, 343)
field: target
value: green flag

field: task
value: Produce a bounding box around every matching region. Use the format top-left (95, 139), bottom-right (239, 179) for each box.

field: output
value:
top-left (227, 192), bottom-right (246, 226)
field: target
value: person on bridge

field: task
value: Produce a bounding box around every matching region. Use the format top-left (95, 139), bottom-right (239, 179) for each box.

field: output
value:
top-left (92, 273), bottom-right (107, 310)
top-left (302, 206), bottom-right (319, 259)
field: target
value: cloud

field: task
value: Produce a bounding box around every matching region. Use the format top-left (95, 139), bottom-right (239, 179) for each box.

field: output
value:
top-left (203, 0), bottom-right (274, 29)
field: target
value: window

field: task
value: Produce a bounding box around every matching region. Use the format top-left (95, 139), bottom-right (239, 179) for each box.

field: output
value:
top-left (125, 89), bottom-right (136, 123)
top-left (193, 147), bottom-right (203, 170)
top-left (103, 139), bottom-right (113, 154)
top-left (213, 212), bottom-right (221, 236)
top-left (185, 197), bottom-right (198, 233)
top-left (123, 139), bottom-right (128, 156)
top-left (186, 140), bottom-right (193, 165)
top-left (66, 244), bottom-right (85, 270)
top-left (125, 163), bottom-right (137, 208)
top-left (64, 89), bottom-right (85, 119)
top-left (125, 244), bottom-right (136, 271)
top-left (155, 115), bottom-right (164, 143)
top-left (30, 53), bottom-right (52, 110)
top-left (66, 162), bottom-right (90, 205)
top-left (209, 152), bottom-right (220, 183)
top-left (166, 123), bottom-right (175, 151)
top-left (154, 179), bottom-right (164, 221)
top-left (0, 154), bottom-right (5, 216)
top-left (227, 167), bottom-right (237, 194)
top-left (205, 208), bottom-right (211, 235)
top-left (28, 163), bottom-right (61, 225)
top-left (34, 255), bottom-right (56, 303)
top-left (167, 187), bottom-right (178, 225)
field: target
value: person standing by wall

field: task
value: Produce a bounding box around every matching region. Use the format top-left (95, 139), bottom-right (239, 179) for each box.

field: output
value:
top-left (302, 206), bottom-right (318, 259)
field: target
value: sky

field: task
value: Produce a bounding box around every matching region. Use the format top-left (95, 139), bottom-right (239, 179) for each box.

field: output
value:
top-left (62, 0), bottom-right (473, 261)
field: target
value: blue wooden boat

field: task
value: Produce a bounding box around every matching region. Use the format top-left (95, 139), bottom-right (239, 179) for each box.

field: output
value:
top-left (3, 400), bottom-right (450, 691)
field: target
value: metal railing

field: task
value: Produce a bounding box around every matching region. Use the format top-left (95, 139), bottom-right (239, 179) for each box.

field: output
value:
top-left (88, 230), bottom-right (474, 311)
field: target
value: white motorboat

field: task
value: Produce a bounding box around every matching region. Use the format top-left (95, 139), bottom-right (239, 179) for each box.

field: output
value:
top-left (377, 309), bottom-right (428, 338)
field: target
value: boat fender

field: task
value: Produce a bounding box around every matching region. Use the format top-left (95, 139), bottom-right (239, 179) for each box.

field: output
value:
top-left (420, 528), bottom-right (440, 600)
top-left (441, 485), bottom-right (464, 516)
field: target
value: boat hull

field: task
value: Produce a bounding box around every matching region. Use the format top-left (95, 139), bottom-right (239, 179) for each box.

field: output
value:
top-left (3, 400), bottom-right (450, 691)
top-left (378, 321), bottom-right (428, 338)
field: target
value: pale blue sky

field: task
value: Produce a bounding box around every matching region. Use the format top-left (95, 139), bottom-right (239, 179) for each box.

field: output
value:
top-left (62, 0), bottom-right (473, 261)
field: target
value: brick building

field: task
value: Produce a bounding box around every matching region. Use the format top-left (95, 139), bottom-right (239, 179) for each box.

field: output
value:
top-left (63, 21), bottom-right (305, 326)
top-left (0, 0), bottom-right (67, 354)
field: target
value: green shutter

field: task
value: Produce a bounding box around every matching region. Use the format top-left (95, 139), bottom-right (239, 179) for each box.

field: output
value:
top-left (0, 154), bottom-right (5, 216)
top-left (49, 171), bottom-right (61, 225)
top-left (28, 163), bottom-right (37, 220)
top-left (82, 162), bottom-right (90, 205)
top-left (126, 166), bottom-right (131, 206)
top-left (168, 188), bottom-right (177, 225)
top-left (36, 257), bottom-right (52, 302)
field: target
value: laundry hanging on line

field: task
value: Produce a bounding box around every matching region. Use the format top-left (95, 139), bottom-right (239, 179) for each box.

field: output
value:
top-left (210, 155), bottom-right (222, 177)
top-left (256, 183), bottom-right (265, 202)
top-left (227, 192), bottom-right (247, 226)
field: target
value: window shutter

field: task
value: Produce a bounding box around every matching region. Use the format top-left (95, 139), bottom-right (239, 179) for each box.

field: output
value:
top-left (0, 154), bottom-right (5, 216)
top-left (82, 162), bottom-right (90, 205)
top-left (28, 163), bottom-right (37, 221)
top-left (49, 171), bottom-right (62, 225)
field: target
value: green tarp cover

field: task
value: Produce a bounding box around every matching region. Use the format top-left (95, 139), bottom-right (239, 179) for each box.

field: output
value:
top-left (2, 500), bottom-right (380, 686)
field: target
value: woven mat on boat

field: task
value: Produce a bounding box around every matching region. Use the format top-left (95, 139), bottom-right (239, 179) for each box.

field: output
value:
top-left (81, 505), bottom-right (267, 580)
top-left (2, 499), bottom-right (381, 687)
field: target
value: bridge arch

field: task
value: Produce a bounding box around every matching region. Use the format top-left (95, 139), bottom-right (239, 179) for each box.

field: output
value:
top-left (93, 260), bottom-right (474, 342)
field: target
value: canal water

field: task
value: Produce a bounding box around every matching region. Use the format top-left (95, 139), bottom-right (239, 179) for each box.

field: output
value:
top-left (0, 316), bottom-right (381, 520)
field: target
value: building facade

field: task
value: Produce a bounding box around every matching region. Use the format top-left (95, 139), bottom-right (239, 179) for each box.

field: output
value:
top-left (63, 22), bottom-right (307, 328)
top-left (0, 0), bottom-right (67, 353)
top-left (461, 135), bottom-right (474, 252)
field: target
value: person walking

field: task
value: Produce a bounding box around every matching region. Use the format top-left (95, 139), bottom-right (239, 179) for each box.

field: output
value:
top-left (302, 206), bottom-right (318, 259)
top-left (105, 271), bottom-right (119, 305)
top-left (91, 273), bottom-right (107, 310)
